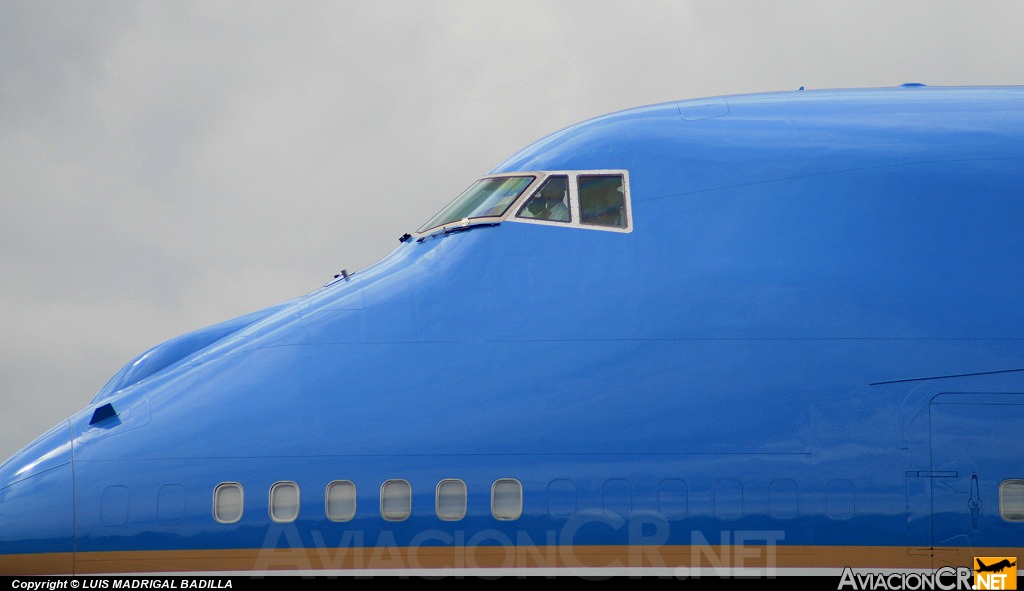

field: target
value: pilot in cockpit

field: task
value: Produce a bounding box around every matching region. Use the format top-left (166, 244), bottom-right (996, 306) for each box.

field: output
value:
top-left (518, 176), bottom-right (570, 222)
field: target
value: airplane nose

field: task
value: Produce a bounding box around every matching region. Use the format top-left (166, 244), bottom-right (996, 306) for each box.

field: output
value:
top-left (0, 420), bottom-right (75, 575)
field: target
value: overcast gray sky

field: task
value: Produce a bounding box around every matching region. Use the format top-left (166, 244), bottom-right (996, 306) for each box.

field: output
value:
top-left (2, 0), bottom-right (1023, 461)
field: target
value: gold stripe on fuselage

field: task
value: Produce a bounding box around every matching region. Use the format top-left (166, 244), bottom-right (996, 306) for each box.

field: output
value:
top-left (4, 545), bottom-right (1023, 575)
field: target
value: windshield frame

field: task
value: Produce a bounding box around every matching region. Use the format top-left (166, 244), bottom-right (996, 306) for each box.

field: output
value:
top-left (414, 169), bottom-right (633, 238)
top-left (416, 173), bottom-right (539, 235)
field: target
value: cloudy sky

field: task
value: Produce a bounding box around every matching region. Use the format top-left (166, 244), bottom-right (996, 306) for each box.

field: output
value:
top-left (2, 0), bottom-right (1023, 461)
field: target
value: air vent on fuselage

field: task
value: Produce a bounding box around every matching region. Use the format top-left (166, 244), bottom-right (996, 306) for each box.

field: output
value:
top-left (89, 403), bottom-right (118, 425)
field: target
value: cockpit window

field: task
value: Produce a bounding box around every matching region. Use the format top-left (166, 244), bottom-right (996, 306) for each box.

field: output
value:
top-left (516, 176), bottom-right (570, 223)
top-left (417, 175), bottom-right (535, 233)
top-left (579, 174), bottom-right (627, 228)
top-left (413, 169), bottom-right (631, 237)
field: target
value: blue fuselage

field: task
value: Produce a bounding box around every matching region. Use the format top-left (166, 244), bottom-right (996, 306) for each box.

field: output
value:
top-left (2, 87), bottom-right (1023, 575)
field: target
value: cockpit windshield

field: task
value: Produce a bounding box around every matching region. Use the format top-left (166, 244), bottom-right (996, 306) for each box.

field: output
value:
top-left (417, 175), bottom-right (534, 233)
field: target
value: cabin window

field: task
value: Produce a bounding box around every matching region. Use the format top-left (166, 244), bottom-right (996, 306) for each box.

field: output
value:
top-left (326, 480), bottom-right (356, 522)
top-left (418, 175), bottom-right (535, 233)
top-left (1000, 479), bottom-right (1024, 521)
top-left (579, 174), bottom-right (627, 228)
top-left (516, 176), bottom-right (571, 223)
top-left (826, 479), bottom-right (856, 520)
top-left (713, 478), bottom-right (742, 520)
top-left (158, 484), bottom-right (186, 526)
top-left (657, 479), bottom-right (688, 518)
top-left (381, 479), bottom-right (412, 521)
top-left (769, 479), bottom-right (799, 520)
top-left (100, 485), bottom-right (130, 526)
top-left (213, 482), bottom-right (243, 524)
top-left (491, 478), bottom-right (522, 520)
top-left (436, 479), bottom-right (468, 521)
top-left (603, 479), bottom-right (632, 517)
top-left (547, 479), bottom-right (577, 518)
top-left (269, 481), bottom-right (300, 523)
